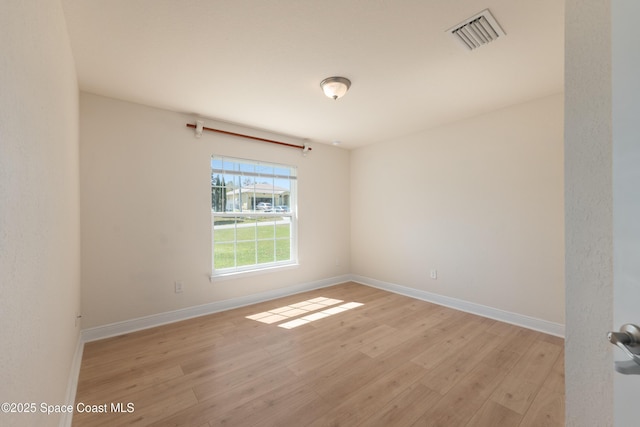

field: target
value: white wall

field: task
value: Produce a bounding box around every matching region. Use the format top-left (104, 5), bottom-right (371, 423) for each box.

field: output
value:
top-left (0, 1), bottom-right (80, 426)
top-left (79, 93), bottom-right (351, 328)
top-left (351, 94), bottom-right (564, 325)
top-left (564, 1), bottom-right (614, 426)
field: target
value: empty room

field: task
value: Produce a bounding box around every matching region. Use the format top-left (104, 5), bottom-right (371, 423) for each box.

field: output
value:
top-left (2, 1), bottom-right (637, 426)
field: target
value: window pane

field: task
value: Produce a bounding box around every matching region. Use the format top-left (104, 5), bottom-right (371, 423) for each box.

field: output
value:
top-left (214, 243), bottom-right (235, 269)
top-left (275, 238), bottom-right (291, 262)
top-left (211, 182), bottom-right (228, 212)
top-left (236, 217), bottom-right (256, 241)
top-left (274, 167), bottom-right (290, 177)
top-left (257, 240), bottom-right (275, 264)
top-left (213, 217), bottom-right (236, 243)
top-left (257, 218), bottom-right (275, 239)
top-left (226, 185), bottom-right (242, 211)
top-left (276, 221), bottom-right (290, 238)
top-left (236, 241), bottom-right (256, 266)
top-left (274, 178), bottom-right (290, 190)
top-left (255, 164), bottom-right (274, 176)
top-left (238, 162), bottom-right (253, 173)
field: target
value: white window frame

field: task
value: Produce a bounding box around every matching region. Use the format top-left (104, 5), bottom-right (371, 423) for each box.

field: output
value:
top-left (211, 156), bottom-right (298, 277)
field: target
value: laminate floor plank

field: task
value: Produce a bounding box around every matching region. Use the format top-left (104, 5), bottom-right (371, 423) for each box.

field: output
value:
top-left (355, 383), bottom-right (442, 427)
top-left (489, 340), bottom-right (563, 415)
top-left (413, 362), bottom-right (510, 427)
top-left (73, 282), bottom-right (564, 426)
top-left (465, 400), bottom-right (522, 427)
top-left (208, 384), bottom-right (320, 427)
top-left (308, 352), bottom-right (387, 402)
top-left (308, 360), bottom-right (428, 427)
top-left (517, 385), bottom-right (564, 427)
top-left (419, 330), bottom-right (503, 395)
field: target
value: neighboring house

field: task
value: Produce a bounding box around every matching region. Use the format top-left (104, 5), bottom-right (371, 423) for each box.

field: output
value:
top-left (225, 183), bottom-right (290, 211)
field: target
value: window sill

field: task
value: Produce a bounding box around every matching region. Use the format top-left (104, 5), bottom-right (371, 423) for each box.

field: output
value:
top-left (210, 262), bottom-right (299, 282)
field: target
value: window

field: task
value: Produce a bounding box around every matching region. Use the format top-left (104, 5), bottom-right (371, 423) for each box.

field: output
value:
top-left (211, 156), bottom-right (297, 276)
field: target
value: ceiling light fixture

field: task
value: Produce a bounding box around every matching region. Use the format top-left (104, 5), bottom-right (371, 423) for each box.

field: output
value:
top-left (320, 76), bottom-right (351, 100)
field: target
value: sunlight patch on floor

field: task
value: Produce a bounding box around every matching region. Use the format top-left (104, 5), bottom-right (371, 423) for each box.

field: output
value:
top-left (278, 302), bottom-right (364, 329)
top-left (245, 297), bottom-right (344, 324)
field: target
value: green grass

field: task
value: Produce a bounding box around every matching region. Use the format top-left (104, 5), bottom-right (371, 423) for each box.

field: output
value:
top-left (213, 220), bottom-right (291, 269)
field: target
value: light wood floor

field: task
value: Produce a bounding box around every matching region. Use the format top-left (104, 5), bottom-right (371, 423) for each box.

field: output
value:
top-left (73, 282), bottom-right (564, 426)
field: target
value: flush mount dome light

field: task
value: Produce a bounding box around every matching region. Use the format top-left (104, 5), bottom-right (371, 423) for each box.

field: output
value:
top-left (320, 76), bottom-right (351, 100)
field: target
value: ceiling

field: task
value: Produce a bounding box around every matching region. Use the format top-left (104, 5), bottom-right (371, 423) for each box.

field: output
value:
top-left (61, 0), bottom-right (564, 149)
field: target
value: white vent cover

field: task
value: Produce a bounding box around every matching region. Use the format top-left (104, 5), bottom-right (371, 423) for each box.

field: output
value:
top-left (447, 9), bottom-right (506, 51)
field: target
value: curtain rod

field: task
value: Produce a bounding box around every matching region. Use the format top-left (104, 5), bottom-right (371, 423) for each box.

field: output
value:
top-left (186, 122), bottom-right (311, 152)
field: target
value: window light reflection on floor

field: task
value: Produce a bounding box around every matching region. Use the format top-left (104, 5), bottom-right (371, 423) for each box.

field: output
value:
top-left (245, 297), bottom-right (364, 329)
top-left (245, 297), bottom-right (344, 324)
top-left (278, 302), bottom-right (364, 329)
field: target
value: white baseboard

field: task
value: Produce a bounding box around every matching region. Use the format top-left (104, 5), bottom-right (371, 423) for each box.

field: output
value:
top-left (59, 333), bottom-right (84, 427)
top-left (81, 274), bottom-right (351, 342)
top-left (350, 275), bottom-right (565, 337)
top-left (80, 273), bottom-right (564, 342)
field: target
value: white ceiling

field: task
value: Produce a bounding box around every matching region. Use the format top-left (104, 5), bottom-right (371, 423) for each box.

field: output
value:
top-left (61, 0), bottom-right (564, 149)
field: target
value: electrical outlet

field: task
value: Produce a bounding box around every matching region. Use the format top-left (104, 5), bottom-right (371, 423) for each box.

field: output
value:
top-left (430, 269), bottom-right (438, 280)
top-left (174, 281), bottom-right (183, 293)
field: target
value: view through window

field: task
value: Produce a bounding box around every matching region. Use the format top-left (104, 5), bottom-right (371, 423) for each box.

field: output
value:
top-left (211, 156), bottom-right (297, 275)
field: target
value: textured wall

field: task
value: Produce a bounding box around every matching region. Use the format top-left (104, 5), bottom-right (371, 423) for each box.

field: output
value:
top-left (564, 0), bottom-right (614, 425)
top-left (0, 1), bottom-right (81, 426)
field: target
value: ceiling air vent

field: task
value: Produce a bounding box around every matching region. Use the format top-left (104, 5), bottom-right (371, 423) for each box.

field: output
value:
top-left (447, 9), bottom-right (506, 51)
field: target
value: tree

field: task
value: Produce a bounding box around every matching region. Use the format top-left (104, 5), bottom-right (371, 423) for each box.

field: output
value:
top-left (222, 176), bottom-right (227, 211)
top-left (211, 174), bottom-right (225, 211)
